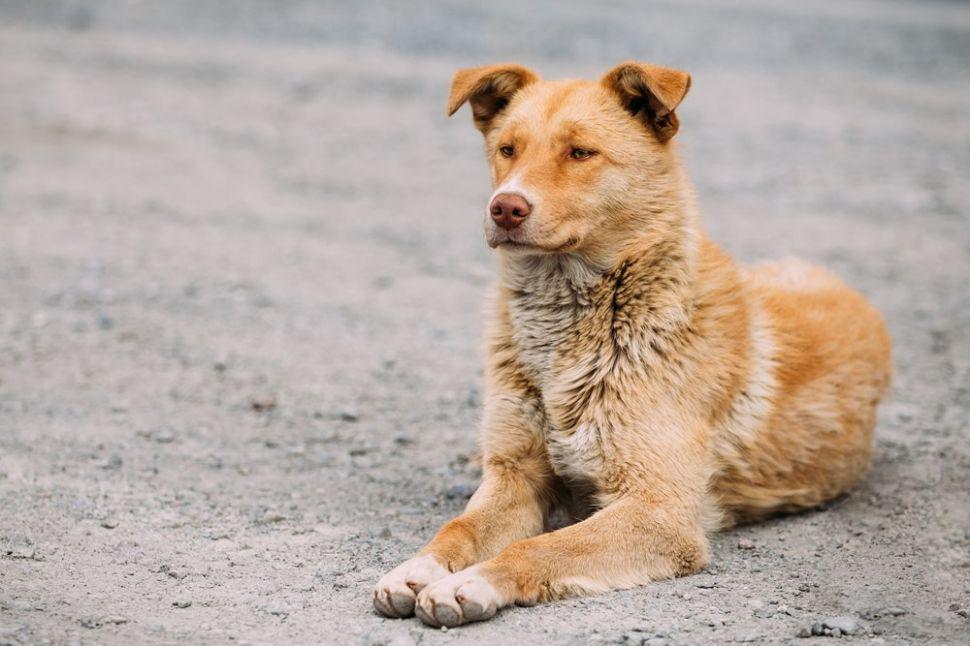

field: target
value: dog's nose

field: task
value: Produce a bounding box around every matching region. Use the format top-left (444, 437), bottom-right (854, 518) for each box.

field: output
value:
top-left (489, 193), bottom-right (532, 230)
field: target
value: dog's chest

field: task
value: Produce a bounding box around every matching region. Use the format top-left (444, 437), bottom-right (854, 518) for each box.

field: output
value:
top-left (506, 273), bottom-right (616, 486)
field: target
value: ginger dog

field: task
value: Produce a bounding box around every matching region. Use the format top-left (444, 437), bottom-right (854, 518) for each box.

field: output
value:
top-left (373, 61), bottom-right (892, 627)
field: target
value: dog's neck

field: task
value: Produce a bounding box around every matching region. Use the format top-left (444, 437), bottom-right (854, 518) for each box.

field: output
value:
top-left (497, 195), bottom-right (701, 377)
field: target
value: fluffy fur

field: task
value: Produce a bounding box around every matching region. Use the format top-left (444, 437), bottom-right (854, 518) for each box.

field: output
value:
top-left (373, 61), bottom-right (892, 627)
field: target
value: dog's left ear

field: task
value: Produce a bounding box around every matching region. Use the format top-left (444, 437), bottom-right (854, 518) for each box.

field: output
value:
top-left (600, 62), bottom-right (691, 143)
top-left (446, 64), bottom-right (539, 133)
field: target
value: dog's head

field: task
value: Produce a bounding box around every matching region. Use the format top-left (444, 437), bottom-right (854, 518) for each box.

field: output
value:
top-left (447, 62), bottom-right (691, 263)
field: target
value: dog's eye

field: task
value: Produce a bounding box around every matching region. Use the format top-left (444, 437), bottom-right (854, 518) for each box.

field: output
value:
top-left (570, 148), bottom-right (595, 160)
top-left (499, 145), bottom-right (515, 158)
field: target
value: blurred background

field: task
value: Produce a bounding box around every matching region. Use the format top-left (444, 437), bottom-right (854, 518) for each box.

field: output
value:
top-left (1, 1), bottom-right (968, 644)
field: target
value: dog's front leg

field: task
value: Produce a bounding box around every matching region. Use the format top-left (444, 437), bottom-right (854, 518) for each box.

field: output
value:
top-left (414, 493), bottom-right (709, 627)
top-left (374, 383), bottom-right (554, 619)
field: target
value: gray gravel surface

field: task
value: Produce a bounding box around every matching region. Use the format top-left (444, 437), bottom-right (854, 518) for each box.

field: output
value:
top-left (1, 1), bottom-right (968, 644)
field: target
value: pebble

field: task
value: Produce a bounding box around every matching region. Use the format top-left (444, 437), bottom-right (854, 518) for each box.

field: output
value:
top-left (153, 428), bottom-right (176, 444)
top-left (822, 615), bottom-right (860, 635)
top-left (6, 546), bottom-right (43, 561)
top-left (100, 518), bottom-right (119, 529)
top-left (79, 616), bottom-right (103, 629)
top-left (737, 538), bottom-right (755, 550)
top-left (801, 615), bottom-right (861, 638)
top-left (337, 409), bottom-right (359, 422)
top-left (250, 396), bottom-right (277, 413)
top-left (99, 454), bottom-right (123, 470)
top-left (1, 599), bottom-right (42, 612)
top-left (261, 510), bottom-right (287, 523)
top-left (172, 600), bottom-right (192, 609)
top-left (101, 615), bottom-right (128, 625)
top-left (445, 483), bottom-right (477, 500)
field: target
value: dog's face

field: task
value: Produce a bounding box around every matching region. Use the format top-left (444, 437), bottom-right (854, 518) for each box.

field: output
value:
top-left (447, 62), bottom-right (691, 262)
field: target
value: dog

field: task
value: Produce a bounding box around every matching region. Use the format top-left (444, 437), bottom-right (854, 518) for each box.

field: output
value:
top-left (373, 61), bottom-right (892, 628)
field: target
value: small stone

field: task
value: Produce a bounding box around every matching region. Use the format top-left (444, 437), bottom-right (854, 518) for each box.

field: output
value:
top-left (810, 622), bottom-right (824, 636)
top-left (101, 615), bottom-right (128, 625)
top-left (6, 546), bottom-right (42, 561)
top-left (100, 518), bottom-right (118, 529)
top-left (172, 600), bottom-right (192, 609)
top-left (96, 314), bottom-right (114, 330)
top-left (153, 428), bottom-right (176, 444)
top-left (821, 616), bottom-right (859, 635)
top-left (1, 599), bottom-right (38, 612)
top-left (250, 396), bottom-right (277, 413)
top-left (260, 510), bottom-right (286, 524)
top-left (337, 409), bottom-right (359, 422)
top-left (100, 455), bottom-right (123, 470)
top-left (737, 538), bottom-right (755, 550)
top-left (882, 606), bottom-right (906, 616)
top-left (79, 616), bottom-right (102, 629)
top-left (796, 626), bottom-right (811, 638)
top-left (446, 483), bottom-right (477, 500)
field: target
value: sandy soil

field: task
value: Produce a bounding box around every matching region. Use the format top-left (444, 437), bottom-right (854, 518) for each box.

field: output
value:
top-left (1, 1), bottom-right (968, 644)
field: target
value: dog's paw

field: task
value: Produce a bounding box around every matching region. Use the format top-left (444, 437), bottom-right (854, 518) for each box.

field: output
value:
top-left (373, 554), bottom-right (450, 618)
top-left (414, 566), bottom-right (504, 627)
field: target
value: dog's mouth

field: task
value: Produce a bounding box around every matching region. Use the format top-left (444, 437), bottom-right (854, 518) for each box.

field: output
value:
top-left (487, 230), bottom-right (579, 254)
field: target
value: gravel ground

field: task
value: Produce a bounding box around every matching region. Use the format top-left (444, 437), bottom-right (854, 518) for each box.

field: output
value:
top-left (1, 1), bottom-right (969, 644)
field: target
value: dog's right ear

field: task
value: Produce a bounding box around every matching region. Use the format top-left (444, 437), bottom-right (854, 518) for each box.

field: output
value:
top-left (446, 64), bottom-right (539, 133)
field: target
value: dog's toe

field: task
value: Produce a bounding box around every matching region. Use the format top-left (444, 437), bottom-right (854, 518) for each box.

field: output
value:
top-left (415, 566), bottom-right (503, 627)
top-left (373, 554), bottom-right (450, 618)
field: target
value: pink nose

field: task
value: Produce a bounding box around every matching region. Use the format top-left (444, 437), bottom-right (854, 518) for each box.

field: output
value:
top-left (489, 193), bottom-right (532, 230)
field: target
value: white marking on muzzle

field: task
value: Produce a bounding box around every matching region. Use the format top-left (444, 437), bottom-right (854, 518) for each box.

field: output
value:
top-left (488, 174), bottom-right (538, 212)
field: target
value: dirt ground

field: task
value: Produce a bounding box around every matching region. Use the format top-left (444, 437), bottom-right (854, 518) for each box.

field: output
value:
top-left (1, 1), bottom-right (968, 644)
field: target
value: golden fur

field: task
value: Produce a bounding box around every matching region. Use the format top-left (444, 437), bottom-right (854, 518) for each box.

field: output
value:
top-left (373, 61), bottom-right (892, 627)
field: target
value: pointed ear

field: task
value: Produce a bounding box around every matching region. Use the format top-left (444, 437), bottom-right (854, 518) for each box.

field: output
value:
top-left (446, 64), bottom-right (539, 133)
top-left (600, 61), bottom-right (691, 143)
